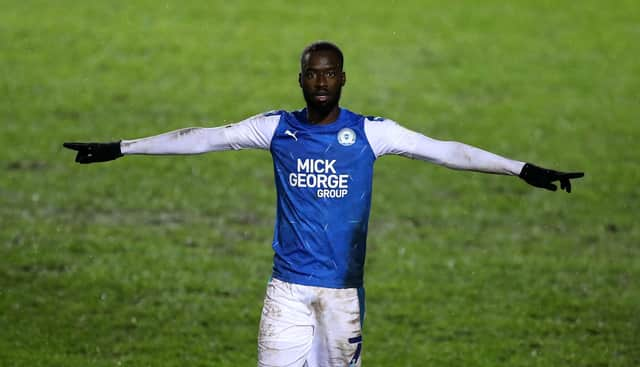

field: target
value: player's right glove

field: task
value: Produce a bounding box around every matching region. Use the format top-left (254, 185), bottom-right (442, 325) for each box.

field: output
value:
top-left (63, 142), bottom-right (123, 164)
top-left (518, 163), bottom-right (584, 193)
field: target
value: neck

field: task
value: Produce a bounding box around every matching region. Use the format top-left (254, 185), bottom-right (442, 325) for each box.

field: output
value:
top-left (306, 105), bottom-right (340, 125)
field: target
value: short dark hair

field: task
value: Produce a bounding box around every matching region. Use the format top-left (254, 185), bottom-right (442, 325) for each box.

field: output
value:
top-left (300, 41), bottom-right (344, 70)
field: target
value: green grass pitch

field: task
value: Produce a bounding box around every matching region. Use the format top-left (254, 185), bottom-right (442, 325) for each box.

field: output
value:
top-left (1, 0), bottom-right (639, 366)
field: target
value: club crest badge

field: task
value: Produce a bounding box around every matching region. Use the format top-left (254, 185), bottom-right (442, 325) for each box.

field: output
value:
top-left (337, 128), bottom-right (356, 146)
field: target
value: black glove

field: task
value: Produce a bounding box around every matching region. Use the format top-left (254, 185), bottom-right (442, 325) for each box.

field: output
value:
top-left (63, 141), bottom-right (123, 164)
top-left (519, 163), bottom-right (584, 193)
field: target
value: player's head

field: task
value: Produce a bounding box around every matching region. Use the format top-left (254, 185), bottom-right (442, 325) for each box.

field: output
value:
top-left (300, 41), bottom-right (344, 71)
top-left (299, 41), bottom-right (346, 114)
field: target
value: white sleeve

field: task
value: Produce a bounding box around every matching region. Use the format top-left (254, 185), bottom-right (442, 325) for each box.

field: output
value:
top-left (364, 118), bottom-right (525, 175)
top-left (120, 112), bottom-right (280, 155)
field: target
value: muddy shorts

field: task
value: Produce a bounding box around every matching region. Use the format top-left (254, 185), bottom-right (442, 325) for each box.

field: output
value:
top-left (258, 278), bottom-right (365, 367)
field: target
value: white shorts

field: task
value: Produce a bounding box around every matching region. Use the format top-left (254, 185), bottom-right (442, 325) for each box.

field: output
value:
top-left (258, 278), bottom-right (365, 367)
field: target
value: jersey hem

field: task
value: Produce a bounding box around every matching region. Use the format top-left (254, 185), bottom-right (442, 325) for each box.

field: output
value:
top-left (272, 273), bottom-right (363, 289)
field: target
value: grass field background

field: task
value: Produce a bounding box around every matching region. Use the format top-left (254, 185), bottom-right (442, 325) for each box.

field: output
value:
top-left (1, 0), bottom-right (639, 366)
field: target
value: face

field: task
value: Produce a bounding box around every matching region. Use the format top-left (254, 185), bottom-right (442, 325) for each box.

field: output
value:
top-left (299, 50), bottom-right (346, 113)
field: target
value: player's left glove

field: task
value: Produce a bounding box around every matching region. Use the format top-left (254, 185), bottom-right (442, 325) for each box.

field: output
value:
top-left (519, 163), bottom-right (584, 193)
top-left (63, 141), bottom-right (123, 164)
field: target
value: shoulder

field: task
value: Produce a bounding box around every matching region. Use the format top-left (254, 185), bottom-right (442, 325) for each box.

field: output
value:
top-left (234, 110), bottom-right (286, 128)
top-left (344, 110), bottom-right (402, 140)
top-left (249, 110), bottom-right (287, 122)
top-left (363, 115), bottom-right (401, 131)
top-left (225, 110), bottom-right (283, 140)
top-left (262, 110), bottom-right (287, 118)
top-left (363, 115), bottom-right (387, 123)
top-left (361, 116), bottom-right (411, 157)
top-left (344, 109), bottom-right (398, 127)
top-left (340, 109), bottom-right (394, 126)
top-left (261, 109), bottom-right (307, 126)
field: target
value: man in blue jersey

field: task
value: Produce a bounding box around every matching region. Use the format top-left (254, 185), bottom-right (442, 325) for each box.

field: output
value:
top-left (64, 41), bottom-right (583, 366)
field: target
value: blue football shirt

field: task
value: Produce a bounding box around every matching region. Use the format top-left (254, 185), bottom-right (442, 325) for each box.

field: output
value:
top-left (122, 105), bottom-right (525, 289)
top-left (268, 108), bottom-right (376, 288)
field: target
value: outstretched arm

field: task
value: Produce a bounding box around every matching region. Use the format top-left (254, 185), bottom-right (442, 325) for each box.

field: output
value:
top-left (365, 118), bottom-right (583, 192)
top-left (64, 112), bottom-right (280, 163)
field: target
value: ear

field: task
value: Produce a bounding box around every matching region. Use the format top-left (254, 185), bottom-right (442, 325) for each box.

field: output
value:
top-left (340, 71), bottom-right (346, 86)
top-left (298, 73), bottom-right (303, 88)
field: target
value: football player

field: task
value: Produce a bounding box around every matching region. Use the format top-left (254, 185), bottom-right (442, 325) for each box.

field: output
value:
top-left (64, 41), bottom-right (583, 366)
